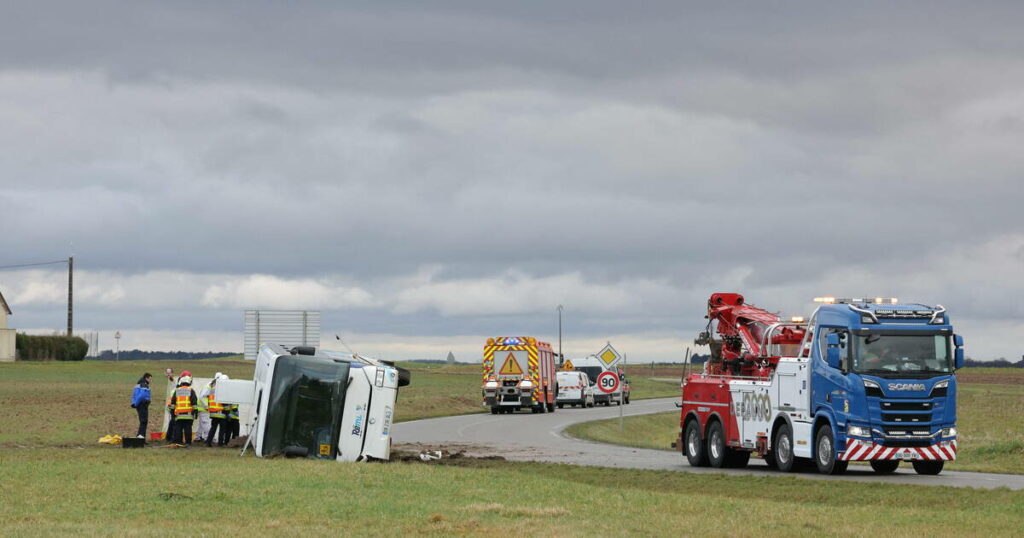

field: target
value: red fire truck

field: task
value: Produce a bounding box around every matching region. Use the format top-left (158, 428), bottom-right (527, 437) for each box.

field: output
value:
top-left (482, 336), bottom-right (557, 414)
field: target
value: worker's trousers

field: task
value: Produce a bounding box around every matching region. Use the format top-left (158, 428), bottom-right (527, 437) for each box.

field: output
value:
top-left (175, 418), bottom-right (194, 445)
top-left (207, 418), bottom-right (224, 446)
top-left (135, 403), bottom-right (149, 437)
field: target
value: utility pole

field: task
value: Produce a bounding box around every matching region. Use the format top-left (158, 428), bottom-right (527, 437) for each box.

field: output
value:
top-left (66, 256), bottom-right (73, 336)
top-left (556, 304), bottom-right (564, 367)
top-left (115, 331), bottom-right (121, 361)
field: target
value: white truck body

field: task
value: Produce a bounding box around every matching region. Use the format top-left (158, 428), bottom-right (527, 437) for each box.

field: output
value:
top-left (223, 344), bottom-right (402, 462)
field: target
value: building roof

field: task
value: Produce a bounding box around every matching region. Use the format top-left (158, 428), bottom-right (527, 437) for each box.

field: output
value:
top-left (0, 289), bottom-right (10, 315)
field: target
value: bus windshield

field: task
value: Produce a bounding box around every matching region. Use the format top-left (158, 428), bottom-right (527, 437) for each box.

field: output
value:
top-left (262, 356), bottom-right (349, 458)
top-left (852, 334), bottom-right (951, 376)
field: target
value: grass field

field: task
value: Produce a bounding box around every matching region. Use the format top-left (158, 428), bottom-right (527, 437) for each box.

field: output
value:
top-left (567, 376), bottom-right (1024, 475)
top-left (2, 446), bottom-right (1024, 536)
top-left (2, 360), bottom-right (1023, 535)
top-left (0, 358), bottom-right (679, 447)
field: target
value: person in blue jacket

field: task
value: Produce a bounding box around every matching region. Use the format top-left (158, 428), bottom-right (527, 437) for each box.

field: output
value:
top-left (131, 373), bottom-right (153, 438)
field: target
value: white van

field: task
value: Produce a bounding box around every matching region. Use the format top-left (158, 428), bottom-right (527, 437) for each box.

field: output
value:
top-left (556, 371), bottom-right (595, 408)
top-left (571, 356), bottom-right (623, 406)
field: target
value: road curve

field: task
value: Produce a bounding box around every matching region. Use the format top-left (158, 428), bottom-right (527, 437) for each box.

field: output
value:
top-left (394, 397), bottom-right (1024, 490)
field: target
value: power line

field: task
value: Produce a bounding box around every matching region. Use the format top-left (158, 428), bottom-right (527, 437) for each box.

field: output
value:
top-left (0, 259), bottom-right (68, 270)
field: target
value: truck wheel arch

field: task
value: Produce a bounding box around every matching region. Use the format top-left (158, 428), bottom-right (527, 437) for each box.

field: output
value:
top-left (683, 411), bottom-right (702, 438)
top-left (811, 410), bottom-right (837, 452)
top-left (769, 413), bottom-right (792, 450)
top-left (703, 412), bottom-right (724, 438)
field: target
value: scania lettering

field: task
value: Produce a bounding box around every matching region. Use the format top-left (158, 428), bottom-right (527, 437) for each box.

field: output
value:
top-left (678, 293), bottom-right (963, 475)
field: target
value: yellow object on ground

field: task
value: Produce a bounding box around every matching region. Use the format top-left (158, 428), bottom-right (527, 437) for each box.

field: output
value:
top-left (97, 434), bottom-right (122, 445)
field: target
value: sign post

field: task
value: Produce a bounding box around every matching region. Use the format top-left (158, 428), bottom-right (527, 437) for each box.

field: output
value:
top-left (620, 353), bottom-right (626, 431)
top-left (595, 370), bottom-right (622, 432)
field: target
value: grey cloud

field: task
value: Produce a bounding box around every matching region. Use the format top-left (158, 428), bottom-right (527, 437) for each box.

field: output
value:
top-left (3, 2), bottom-right (1024, 359)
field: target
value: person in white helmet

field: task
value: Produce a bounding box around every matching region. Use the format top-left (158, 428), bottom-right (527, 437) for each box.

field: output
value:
top-left (203, 373), bottom-right (227, 447)
top-left (195, 372), bottom-right (223, 444)
top-left (168, 375), bottom-right (198, 445)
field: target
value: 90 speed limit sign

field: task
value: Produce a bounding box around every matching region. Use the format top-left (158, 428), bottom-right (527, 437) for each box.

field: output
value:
top-left (596, 371), bottom-right (620, 394)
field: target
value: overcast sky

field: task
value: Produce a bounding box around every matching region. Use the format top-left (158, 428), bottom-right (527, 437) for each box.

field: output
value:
top-left (2, 1), bottom-right (1023, 362)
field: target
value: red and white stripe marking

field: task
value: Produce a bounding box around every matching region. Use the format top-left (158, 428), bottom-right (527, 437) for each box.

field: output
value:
top-left (840, 439), bottom-right (957, 461)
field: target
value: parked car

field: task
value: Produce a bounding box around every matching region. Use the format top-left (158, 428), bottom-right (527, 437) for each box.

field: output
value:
top-left (556, 370), bottom-right (595, 408)
top-left (619, 372), bottom-right (631, 404)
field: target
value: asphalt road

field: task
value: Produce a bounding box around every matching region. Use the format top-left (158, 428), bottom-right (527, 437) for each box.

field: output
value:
top-left (394, 397), bottom-right (1024, 490)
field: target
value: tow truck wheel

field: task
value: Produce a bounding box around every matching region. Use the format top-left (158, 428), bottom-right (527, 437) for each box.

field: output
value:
top-left (684, 420), bottom-right (709, 467)
top-left (814, 425), bottom-right (847, 475)
top-left (706, 420), bottom-right (728, 468)
top-left (490, 407), bottom-right (499, 415)
top-left (547, 402), bottom-right (555, 413)
top-left (870, 460), bottom-right (900, 474)
top-left (912, 460), bottom-right (944, 475)
top-left (557, 403), bottom-right (564, 409)
top-left (773, 424), bottom-right (796, 472)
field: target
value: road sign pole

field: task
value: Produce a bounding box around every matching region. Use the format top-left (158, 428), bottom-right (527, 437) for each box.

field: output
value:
top-left (619, 354), bottom-right (625, 431)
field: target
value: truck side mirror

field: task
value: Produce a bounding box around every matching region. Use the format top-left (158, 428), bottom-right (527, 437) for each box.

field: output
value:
top-left (953, 334), bottom-right (964, 369)
top-left (826, 333), bottom-right (842, 369)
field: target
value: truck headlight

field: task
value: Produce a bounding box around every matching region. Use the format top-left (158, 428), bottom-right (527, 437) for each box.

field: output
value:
top-left (942, 426), bottom-right (957, 438)
top-left (848, 425), bottom-right (871, 438)
top-left (484, 381), bottom-right (498, 389)
top-left (863, 379), bottom-right (883, 398)
top-left (518, 380), bottom-right (534, 390)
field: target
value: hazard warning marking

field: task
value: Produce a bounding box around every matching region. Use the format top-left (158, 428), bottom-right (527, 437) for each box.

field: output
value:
top-left (498, 353), bottom-right (524, 375)
top-left (563, 359), bottom-right (575, 370)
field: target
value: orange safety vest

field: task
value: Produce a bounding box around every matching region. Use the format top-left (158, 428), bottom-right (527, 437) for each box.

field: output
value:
top-left (173, 386), bottom-right (194, 416)
top-left (206, 388), bottom-right (224, 418)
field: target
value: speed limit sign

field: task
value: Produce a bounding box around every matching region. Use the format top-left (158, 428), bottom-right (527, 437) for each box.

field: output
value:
top-left (596, 371), bottom-right (620, 394)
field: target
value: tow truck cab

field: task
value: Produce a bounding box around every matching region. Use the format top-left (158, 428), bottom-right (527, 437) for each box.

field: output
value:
top-left (808, 300), bottom-right (963, 469)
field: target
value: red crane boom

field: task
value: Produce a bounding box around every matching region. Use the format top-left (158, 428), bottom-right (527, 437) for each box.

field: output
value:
top-left (695, 293), bottom-right (806, 378)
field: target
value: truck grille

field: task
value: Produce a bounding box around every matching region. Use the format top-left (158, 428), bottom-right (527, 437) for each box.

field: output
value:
top-left (884, 439), bottom-right (933, 447)
top-left (883, 425), bottom-right (932, 437)
top-left (880, 401), bottom-right (932, 412)
top-left (882, 412), bottom-right (931, 423)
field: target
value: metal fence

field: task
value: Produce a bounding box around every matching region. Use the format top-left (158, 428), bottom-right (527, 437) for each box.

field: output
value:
top-left (243, 310), bottom-right (320, 361)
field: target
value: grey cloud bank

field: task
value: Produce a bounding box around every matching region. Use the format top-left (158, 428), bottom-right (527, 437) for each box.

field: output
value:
top-left (2, 2), bottom-right (1023, 361)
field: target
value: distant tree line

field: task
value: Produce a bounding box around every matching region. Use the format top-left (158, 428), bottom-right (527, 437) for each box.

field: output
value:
top-left (92, 349), bottom-right (238, 361)
top-left (964, 357), bottom-right (1024, 368)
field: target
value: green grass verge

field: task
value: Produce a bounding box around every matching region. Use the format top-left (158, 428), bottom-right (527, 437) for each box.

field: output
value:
top-left (567, 382), bottom-right (1024, 475)
top-left (0, 360), bottom-right (679, 447)
top-left (2, 447), bottom-right (1023, 536)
